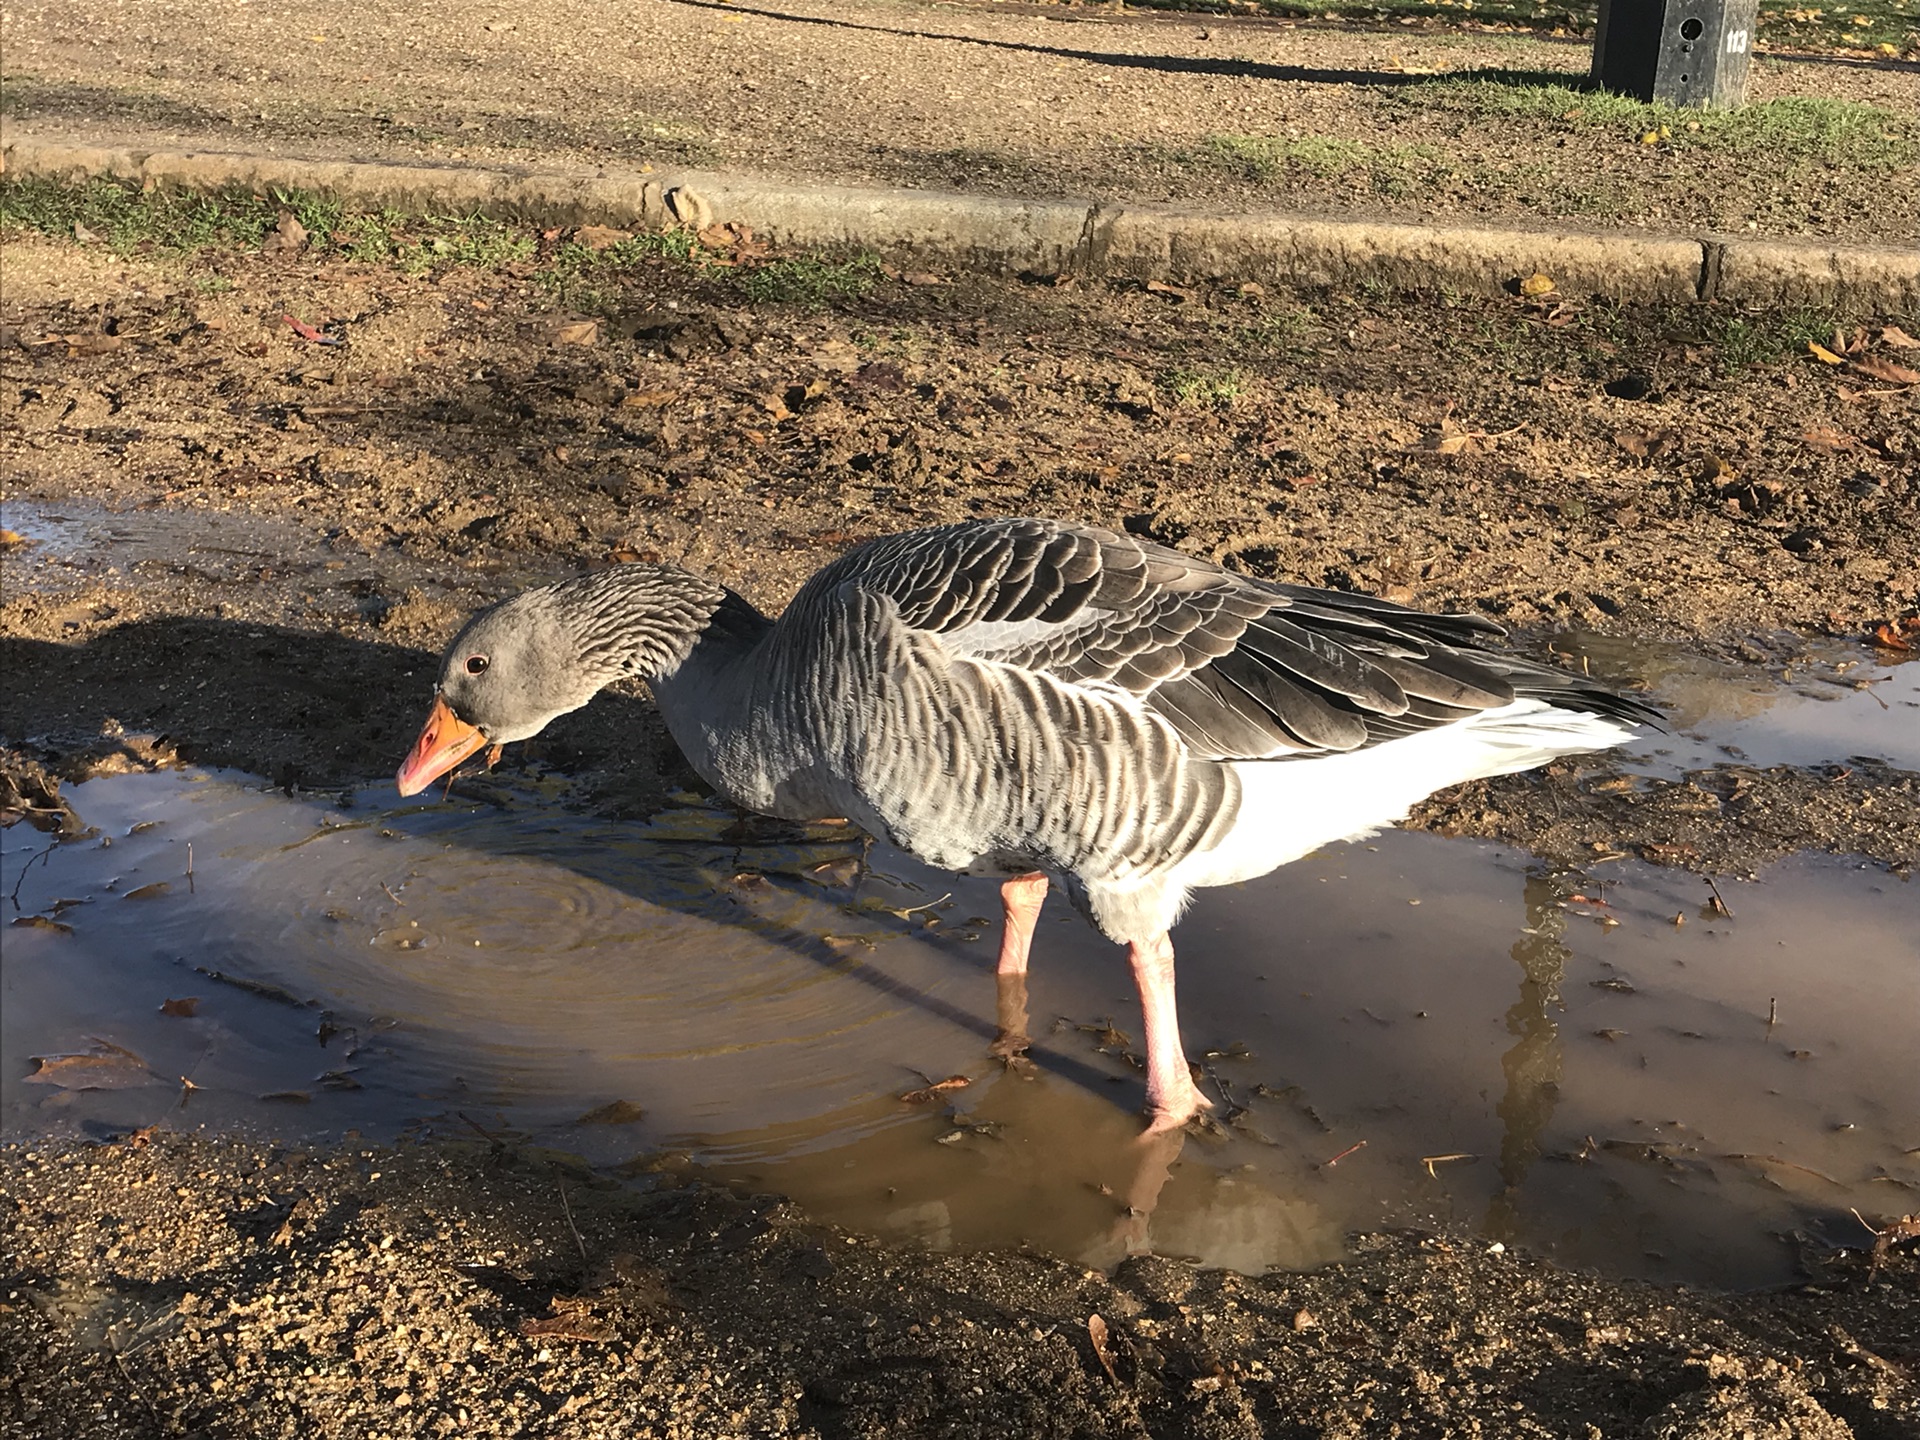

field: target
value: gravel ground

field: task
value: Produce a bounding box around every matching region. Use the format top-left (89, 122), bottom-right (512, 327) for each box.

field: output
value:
top-left (3, 185), bottom-right (1918, 1437)
top-left (3, 1133), bottom-right (1916, 1440)
top-left (2, 0), bottom-right (1917, 241)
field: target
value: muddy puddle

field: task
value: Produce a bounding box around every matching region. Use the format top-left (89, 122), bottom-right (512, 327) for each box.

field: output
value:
top-left (6, 636), bottom-right (1915, 1290)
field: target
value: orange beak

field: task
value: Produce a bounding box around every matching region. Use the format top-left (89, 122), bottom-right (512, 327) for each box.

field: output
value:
top-left (396, 695), bottom-right (490, 798)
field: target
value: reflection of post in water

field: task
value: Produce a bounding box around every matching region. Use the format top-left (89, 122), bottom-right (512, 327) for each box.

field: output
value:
top-left (1484, 868), bottom-right (1580, 1243)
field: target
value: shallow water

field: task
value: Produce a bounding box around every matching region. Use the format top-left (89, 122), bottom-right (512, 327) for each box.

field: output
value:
top-left (6, 496), bottom-right (1915, 1282)
top-left (5, 734), bottom-right (1914, 1287)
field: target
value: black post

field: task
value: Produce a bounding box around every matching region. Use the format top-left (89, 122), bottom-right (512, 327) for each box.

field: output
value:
top-left (1591, 0), bottom-right (1761, 108)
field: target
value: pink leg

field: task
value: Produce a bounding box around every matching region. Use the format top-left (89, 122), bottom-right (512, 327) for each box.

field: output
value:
top-left (1127, 932), bottom-right (1211, 1132)
top-left (996, 872), bottom-right (1048, 977)
top-left (990, 873), bottom-right (1047, 1062)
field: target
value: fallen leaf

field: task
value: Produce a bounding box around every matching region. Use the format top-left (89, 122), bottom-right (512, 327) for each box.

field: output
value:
top-left (0, 528), bottom-right (28, 548)
top-left (11, 915), bottom-right (74, 934)
top-left (621, 388), bottom-right (678, 408)
top-left (27, 1038), bottom-right (165, 1090)
top-left (551, 320), bottom-right (599, 347)
top-left (575, 1099), bottom-right (647, 1125)
top-left (574, 225), bottom-right (631, 251)
top-left (1698, 453), bottom-right (1739, 483)
top-left (1146, 280), bottom-right (1196, 303)
top-left (1518, 271), bottom-right (1556, 297)
top-left (1807, 340), bottom-right (1847, 365)
top-left (123, 882), bottom-right (172, 901)
top-left (73, 220), bottom-right (102, 243)
top-left (65, 333), bottom-right (124, 356)
top-left (898, 1074), bottom-right (971, 1104)
top-left (1088, 1314), bottom-right (1120, 1383)
top-left (521, 1298), bottom-right (616, 1342)
top-left (1430, 418), bottom-right (1486, 456)
top-left (1880, 325), bottom-right (1918, 350)
top-left (1800, 425), bottom-right (1855, 452)
top-left (260, 210), bottom-right (309, 255)
top-left (283, 315), bottom-right (340, 346)
top-left (1870, 617), bottom-right (1919, 652)
top-left (159, 997), bottom-right (202, 1018)
top-left (1850, 354), bottom-right (1919, 386)
top-left (852, 361), bottom-right (907, 393)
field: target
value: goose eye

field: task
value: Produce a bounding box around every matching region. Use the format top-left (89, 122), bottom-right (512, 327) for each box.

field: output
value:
top-left (465, 654), bottom-right (489, 676)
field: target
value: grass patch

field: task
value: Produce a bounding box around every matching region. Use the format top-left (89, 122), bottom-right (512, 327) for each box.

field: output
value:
top-left (0, 175), bottom-right (538, 271)
top-left (1234, 305), bottom-right (1317, 353)
top-left (726, 253), bottom-right (886, 308)
top-left (1199, 134), bottom-right (1455, 197)
top-left (1121, 0), bottom-right (1917, 55)
top-left (1699, 305), bottom-right (1842, 369)
top-left (1412, 84), bottom-right (1918, 168)
top-left (1165, 364), bottom-right (1249, 408)
top-left (2, 174), bottom-right (886, 314)
top-left (1204, 133), bottom-right (1449, 181)
top-left (531, 233), bottom-right (701, 313)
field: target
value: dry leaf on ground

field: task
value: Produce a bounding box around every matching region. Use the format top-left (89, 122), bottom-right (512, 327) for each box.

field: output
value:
top-left (574, 225), bottom-right (631, 251)
top-left (260, 211), bottom-right (309, 255)
top-left (1800, 425), bottom-right (1855, 452)
top-left (575, 1100), bottom-right (647, 1125)
top-left (1850, 353), bottom-right (1920, 386)
top-left (898, 1074), bottom-right (971, 1104)
top-left (550, 320), bottom-right (600, 347)
top-left (27, 1038), bottom-right (165, 1090)
top-left (1088, 1314), bottom-right (1121, 1383)
top-left (520, 1298), bottom-right (616, 1343)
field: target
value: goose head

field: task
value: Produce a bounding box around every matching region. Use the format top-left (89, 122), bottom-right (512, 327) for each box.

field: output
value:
top-left (395, 565), bottom-right (728, 797)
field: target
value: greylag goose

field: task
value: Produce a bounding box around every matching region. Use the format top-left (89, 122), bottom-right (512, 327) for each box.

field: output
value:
top-left (397, 518), bottom-right (1655, 1131)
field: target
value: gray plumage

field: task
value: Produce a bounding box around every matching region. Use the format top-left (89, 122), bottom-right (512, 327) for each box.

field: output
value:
top-left (427, 518), bottom-right (1654, 944)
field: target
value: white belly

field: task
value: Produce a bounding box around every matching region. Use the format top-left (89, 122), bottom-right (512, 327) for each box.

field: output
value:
top-left (1169, 700), bottom-right (1637, 892)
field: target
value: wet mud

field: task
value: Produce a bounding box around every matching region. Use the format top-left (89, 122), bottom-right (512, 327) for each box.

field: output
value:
top-left (3, 224), bottom-right (1919, 1437)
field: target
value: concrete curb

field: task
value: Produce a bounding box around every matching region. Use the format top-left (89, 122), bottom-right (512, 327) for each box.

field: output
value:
top-left (4, 135), bottom-right (1916, 309)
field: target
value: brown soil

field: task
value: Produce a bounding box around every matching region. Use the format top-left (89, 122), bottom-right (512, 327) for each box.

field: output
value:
top-left (2, 0), bottom-right (1917, 243)
top-left (2, 224), bottom-right (1915, 820)
top-left (4, 1134), bottom-right (1916, 1440)
top-left (3, 219), bottom-right (1918, 1437)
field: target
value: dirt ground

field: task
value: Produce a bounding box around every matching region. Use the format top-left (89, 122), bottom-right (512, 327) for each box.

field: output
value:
top-left (3, 0), bottom-right (1917, 243)
top-left (3, 204), bottom-right (1919, 1436)
top-left (3, 1132), bottom-right (1917, 1440)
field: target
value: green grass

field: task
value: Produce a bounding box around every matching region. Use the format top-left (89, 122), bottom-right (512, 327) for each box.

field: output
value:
top-left (1203, 133), bottom-right (1453, 184)
top-left (1165, 364), bottom-right (1249, 408)
top-left (531, 233), bottom-right (701, 313)
top-left (1198, 134), bottom-right (1461, 199)
top-left (0, 175), bottom-right (538, 270)
top-left (1410, 84), bottom-right (1918, 168)
top-left (532, 238), bottom-right (880, 312)
top-left (1120, 0), bottom-right (1918, 55)
top-left (1, 175), bottom-right (888, 314)
top-left (726, 254), bottom-right (886, 308)
top-left (1699, 305), bottom-right (1842, 369)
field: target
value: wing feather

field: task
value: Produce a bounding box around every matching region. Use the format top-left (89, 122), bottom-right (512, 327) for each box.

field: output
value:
top-left (787, 518), bottom-right (1654, 764)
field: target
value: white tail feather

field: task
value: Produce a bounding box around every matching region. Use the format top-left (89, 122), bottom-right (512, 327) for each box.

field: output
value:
top-left (1172, 700), bottom-right (1636, 891)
